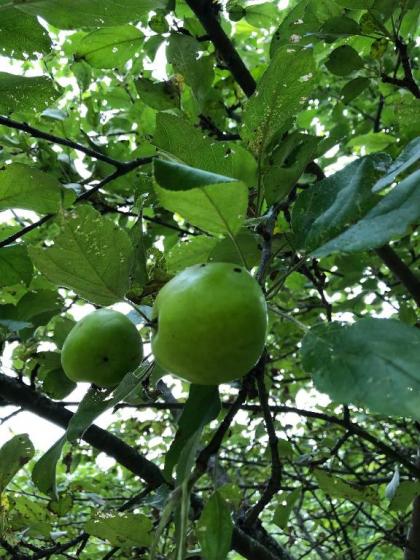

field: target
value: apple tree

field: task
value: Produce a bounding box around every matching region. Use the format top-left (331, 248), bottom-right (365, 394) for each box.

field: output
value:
top-left (0, 1), bottom-right (419, 559)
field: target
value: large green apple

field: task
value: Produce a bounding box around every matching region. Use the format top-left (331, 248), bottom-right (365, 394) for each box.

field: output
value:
top-left (61, 309), bottom-right (142, 388)
top-left (151, 263), bottom-right (267, 385)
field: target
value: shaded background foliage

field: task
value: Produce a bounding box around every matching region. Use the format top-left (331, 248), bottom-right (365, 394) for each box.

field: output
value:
top-left (0, 0), bottom-right (419, 559)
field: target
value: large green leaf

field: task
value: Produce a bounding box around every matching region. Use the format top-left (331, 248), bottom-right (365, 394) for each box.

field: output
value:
top-left (66, 361), bottom-right (151, 442)
top-left (262, 132), bottom-right (319, 204)
top-left (314, 469), bottom-right (379, 504)
top-left (325, 45), bottom-right (364, 76)
top-left (10, 0), bottom-right (167, 29)
top-left (0, 7), bottom-right (51, 59)
top-left (153, 159), bottom-right (248, 236)
top-left (29, 205), bottom-right (134, 306)
top-left (301, 319), bottom-right (420, 420)
top-left (372, 137), bottom-right (420, 192)
top-left (291, 153), bottom-right (391, 252)
top-left (0, 434), bottom-right (34, 494)
top-left (32, 436), bottom-right (66, 499)
top-left (85, 513), bottom-right (152, 548)
top-left (166, 34), bottom-right (214, 103)
top-left (389, 481), bottom-right (420, 512)
top-left (153, 113), bottom-right (257, 186)
top-left (242, 45), bottom-right (317, 156)
top-left (135, 78), bottom-right (180, 111)
top-left (0, 245), bottom-right (33, 287)
top-left (197, 492), bottom-right (233, 560)
top-left (0, 163), bottom-right (74, 213)
top-left (270, 0), bottom-right (341, 53)
top-left (0, 73), bottom-right (59, 113)
top-left (273, 489), bottom-right (300, 529)
top-left (72, 26), bottom-right (144, 69)
top-left (314, 169), bottom-right (420, 256)
top-left (164, 384), bottom-right (221, 479)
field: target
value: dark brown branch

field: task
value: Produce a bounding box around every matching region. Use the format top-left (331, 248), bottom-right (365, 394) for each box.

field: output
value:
top-left (381, 38), bottom-right (420, 98)
top-left (0, 115), bottom-right (128, 168)
top-left (244, 365), bottom-right (282, 526)
top-left (184, 0), bottom-right (256, 97)
top-left (0, 371), bottom-right (164, 487)
top-left (0, 372), bottom-right (287, 560)
top-left (114, 400), bottom-right (420, 478)
top-left (405, 496), bottom-right (420, 560)
top-left (375, 245), bottom-right (420, 307)
top-left (0, 156), bottom-right (152, 249)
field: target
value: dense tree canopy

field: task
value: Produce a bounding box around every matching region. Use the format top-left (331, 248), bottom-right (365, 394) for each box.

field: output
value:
top-left (0, 1), bottom-right (419, 559)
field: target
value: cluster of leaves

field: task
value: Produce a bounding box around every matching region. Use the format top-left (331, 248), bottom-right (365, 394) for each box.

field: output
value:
top-left (0, 0), bottom-right (419, 559)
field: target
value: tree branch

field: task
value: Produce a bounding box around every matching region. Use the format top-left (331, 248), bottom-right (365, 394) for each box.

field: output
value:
top-left (0, 115), bottom-right (131, 168)
top-left (0, 156), bottom-right (152, 249)
top-left (381, 37), bottom-right (420, 98)
top-left (0, 372), bottom-right (289, 560)
top-left (184, 0), bottom-right (256, 96)
top-left (405, 496), bottom-right (420, 560)
top-left (244, 365), bottom-right (282, 526)
top-left (375, 245), bottom-right (420, 307)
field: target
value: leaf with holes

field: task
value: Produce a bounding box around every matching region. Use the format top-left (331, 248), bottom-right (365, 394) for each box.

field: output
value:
top-left (29, 205), bottom-right (134, 306)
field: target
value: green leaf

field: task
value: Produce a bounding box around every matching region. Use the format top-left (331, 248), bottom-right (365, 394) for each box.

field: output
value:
top-left (166, 34), bottom-right (213, 103)
top-left (166, 237), bottom-right (218, 274)
top-left (209, 230), bottom-right (261, 268)
top-left (136, 77), bottom-right (180, 110)
top-left (273, 488), bottom-right (300, 529)
top-left (325, 45), bottom-right (363, 76)
top-left (153, 159), bottom-right (248, 236)
top-left (270, 0), bottom-right (341, 53)
top-left (29, 205), bottom-right (135, 306)
top-left (347, 132), bottom-right (397, 153)
top-left (0, 163), bottom-right (75, 213)
top-left (389, 481), bottom-right (420, 512)
top-left (314, 469), bottom-right (379, 504)
top-left (0, 7), bottom-right (51, 59)
top-left (373, 137), bottom-right (420, 192)
top-left (335, 0), bottom-right (374, 7)
top-left (31, 436), bottom-right (66, 499)
top-left (153, 113), bottom-right (257, 186)
top-left (197, 491), bottom-right (233, 560)
top-left (245, 2), bottom-right (280, 28)
top-left (0, 434), bottom-right (34, 494)
top-left (0, 245), bottom-right (33, 287)
top-left (72, 26), bottom-right (144, 69)
top-left (320, 16), bottom-right (360, 41)
top-left (0, 72), bottom-right (59, 113)
top-left (243, 45), bottom-right (317, 155)
top-left (291, 153), bottom-right (391, 252)
top-left (85, 512), bottom-right (152, 548)
top-left (0, 290), bottom-right (62, 331)
top-left (43, 368), bottom-right (77, 400)
top-left (301, 319), bottom-right (420, 421)
top-left (66, 361), bottom-right (151, 442)
top-left (164, 384), bottom-right (221, 479)
top-left (262, 132), bottom-right (320, 204)
top-left (340, 77), bottom-right (370, 104)
top-left (48, 494), bottom-right (74, 516)
top-left (313, 170), bottom-right (420, 256)
top-left (12, 0), bottom-right (167, 29)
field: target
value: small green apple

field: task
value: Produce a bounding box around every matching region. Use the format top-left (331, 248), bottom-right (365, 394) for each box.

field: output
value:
top-left (61, 309), bottom-right (142, 388)
top-left (151, 263), bottom-right (267, 385)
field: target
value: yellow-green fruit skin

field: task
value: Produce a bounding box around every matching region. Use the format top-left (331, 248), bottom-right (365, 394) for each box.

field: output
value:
top-left (152, 263), bottom-right (267, 385)
top-left (61, 309), bottom-right (142, 388)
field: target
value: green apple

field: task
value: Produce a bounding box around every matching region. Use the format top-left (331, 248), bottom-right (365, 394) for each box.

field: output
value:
top-left (61, 309), bottom-right (142, 388)
top-left (151, 263), bottom-right (267, 385)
